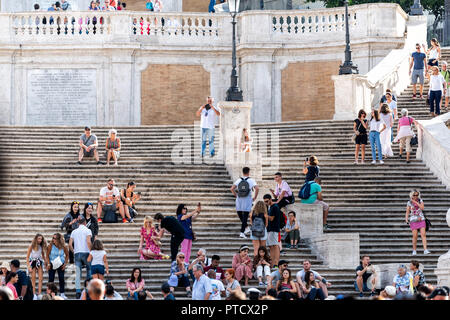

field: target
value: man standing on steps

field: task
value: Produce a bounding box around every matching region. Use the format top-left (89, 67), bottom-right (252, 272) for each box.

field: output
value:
top-left (69, 216), bottom-right (92, 300)
top-left (154, 212), bottom-right (185, 261)
top-left (409, 43), bottom-right (427, 99)
top-left (78, 126), bottom-right (102, 165)
top-left (196, 96), bottom-right (221, 158)
top-left (230, 167), bottom-right (259, 239)
top-left (263, 194), bottom-right (281, 268)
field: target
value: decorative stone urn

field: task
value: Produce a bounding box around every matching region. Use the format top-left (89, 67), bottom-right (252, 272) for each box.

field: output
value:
top-left (434, 208), bottom-right (450, 286)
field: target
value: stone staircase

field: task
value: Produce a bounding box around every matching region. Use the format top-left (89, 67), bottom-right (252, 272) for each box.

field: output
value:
top-left (1, 50), bottom-right (449, 300)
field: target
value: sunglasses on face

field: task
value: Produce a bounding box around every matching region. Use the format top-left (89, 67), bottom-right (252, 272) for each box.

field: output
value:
top-left (73, 201), bottom-right (80, 204)
top-left (87, 202), bottom-right (93, 206)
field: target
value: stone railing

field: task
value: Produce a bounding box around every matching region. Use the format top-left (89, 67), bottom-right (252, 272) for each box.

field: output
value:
top-left (0, 4), bottom-right (412, 48)
top-left (332, 14), bottom-right (427, 120)
top-left (416, 113), bottom-right (450, 190)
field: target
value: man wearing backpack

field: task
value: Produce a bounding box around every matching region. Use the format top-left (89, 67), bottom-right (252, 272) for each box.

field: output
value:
top-left (230, 167), bottom-right (259, 239)
top-left (263, 194), bottom-right (282, 268)
top-left (10, 260), bottom-right (33, 300)
top-left (300, 177), bottom-right (330, 231)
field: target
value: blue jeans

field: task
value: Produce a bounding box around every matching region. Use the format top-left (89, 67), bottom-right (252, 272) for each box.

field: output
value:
top-left (128, 292), bottom-right (139, 300)
top-left (354, 281), bottom-right (370, 292)
top-left (75, 252), bottom-right (91, 292)
top-left (201, 128), bottom-right (215, 156)
top-left (306, 287), bottom-right (325, 300)
top-left (429, 90), bottom-right (442, 115)
top-left (369, 131), bottom-right (382, 161)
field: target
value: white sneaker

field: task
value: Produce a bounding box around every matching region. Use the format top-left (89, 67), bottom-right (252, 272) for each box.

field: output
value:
top-left (379, 160), bottom-right (384, 164)
top-left (244, 227), bottom-right (251, 236)
top-left (239, 233), bottom-right (247, 239)
top-left (33, 294), bottom-right (38, 300)
top-left (412, 250), bottom-right (417, 256)
top-left (424, 249), bottom-right (430, 255)
top-left (60, 293), bottom-right (67, 300)
top-left (371, 160), bottom-right (376, 164)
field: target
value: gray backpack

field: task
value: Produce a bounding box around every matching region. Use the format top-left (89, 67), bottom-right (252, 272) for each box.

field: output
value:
top-left (251, 216), bottom-right (265, 238)
top-left (237, 177), bottom-right (250, 197)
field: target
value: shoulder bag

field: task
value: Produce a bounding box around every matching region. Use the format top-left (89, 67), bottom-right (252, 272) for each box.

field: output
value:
top-left (408, 117), bottom-right (418, 146)
top-left (351, 120), bottom-right (362, 143)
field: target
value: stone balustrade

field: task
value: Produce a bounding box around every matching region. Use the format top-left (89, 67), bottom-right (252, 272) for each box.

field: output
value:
top-left (0, 4), bottom-right (410, 48)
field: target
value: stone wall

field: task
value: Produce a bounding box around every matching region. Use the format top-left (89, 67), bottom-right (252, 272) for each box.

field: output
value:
top-left (141, 64), bottom-right (210, 125)
top-left (281, 60), bottom-right (340, 121)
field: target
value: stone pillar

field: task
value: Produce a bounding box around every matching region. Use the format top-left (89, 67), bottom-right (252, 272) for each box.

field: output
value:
top-left (110, 50), bottom-right (134, 126)
top-left (219, 101), bottom-right (261, 182)
top-left (332, 74), bottom-right (368, 120)
top-left (310, 233), bottom-right (360, 269)
top-left (434, 209), bottom-right (450, 286)
top-left (445, 0), bottom-right (450, 47)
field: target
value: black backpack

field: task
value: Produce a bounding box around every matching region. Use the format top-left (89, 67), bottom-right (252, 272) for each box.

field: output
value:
top-left (251, 216), bottom-right (265, 238)
top-left (237, 177), bottom-right (250, 197)
top-left (103, 208), bottom-right (118, 223)
top-left (299, 181), bottom-right (316, 200)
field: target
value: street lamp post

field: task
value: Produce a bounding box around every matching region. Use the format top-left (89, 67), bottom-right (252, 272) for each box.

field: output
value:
top-left (339, 0), bottom-right (358, 75)
top-left (226, 0), bottom-right (243, 101)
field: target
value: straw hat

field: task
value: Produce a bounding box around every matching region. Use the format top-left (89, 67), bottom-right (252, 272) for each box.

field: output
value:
top-left (0, 261), bottom-right (11, 271)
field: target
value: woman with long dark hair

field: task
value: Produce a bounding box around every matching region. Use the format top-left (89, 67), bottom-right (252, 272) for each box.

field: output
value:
top-left (276, 268), bottom-right (297, 299)
top-left (253, 246), bottom-right (271, 286)
top-left (302, 270), bottom-right (325, 300)
top-left (61, 201), bottom-right (81, 263)
top-left (46, 233), bottom-right (69, 299)
top-left (82, 202), bottom-right (98, 243)
top-left (126, 268), bottom-right (145, 300)
top-left (177, 203), bottom-right (201, 263)
top-left (120, 182), bottom-right (142, 222)
top-left (368, 109), bottom-right (386, 164)
top-left (26, 234), bottom-right (47, 299)
top-left (379, 103), bottom-right (393, 158)
top-left (353, 109), bottom-right (368, 164)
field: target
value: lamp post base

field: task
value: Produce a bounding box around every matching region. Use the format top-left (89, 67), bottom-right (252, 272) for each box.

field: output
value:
top-left (225, 87), bottom-right (243, 101)
top-left (339, 63), bottom-right (359, 75)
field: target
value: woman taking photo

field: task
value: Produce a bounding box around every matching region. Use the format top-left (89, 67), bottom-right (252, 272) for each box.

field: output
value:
top-left (26, 234), bottom-right (47, 299)
top-left (248, 200), bottom-right (269, 257)
top-left (46, 233), bottom-right (69, 299)
top-left (253, 246), bottom-right (271, 286)
top-left (82, 202), bottom-right (98, 243)
top-left (138, 216), bottom-right (169, 260)
top-left (302, 156), bottom-right (320, 182)
top-left (353, 109), bottom-right (368, 164)
top-left (106, 129), bottom-right (121, 166)
top-left (177, 203), bottom-right (201, 263)
top-left (368, 109), bottom-right (386, 165)
top-left (405, 189), bottom-right (430, 255)
top-left (232, 245), bottom-right (253, 286)
top-left (121, 182), bottom-right (142, 222)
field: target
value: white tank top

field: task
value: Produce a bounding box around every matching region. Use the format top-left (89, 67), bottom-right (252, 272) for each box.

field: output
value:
top-left (30, 246), bottom-right (43, 260)
top-left (429, 48), bottom-right (439, 60)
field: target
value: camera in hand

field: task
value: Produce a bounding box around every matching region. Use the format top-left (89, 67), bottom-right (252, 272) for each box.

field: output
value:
top-left (205, 104), bottom-right (211, 111)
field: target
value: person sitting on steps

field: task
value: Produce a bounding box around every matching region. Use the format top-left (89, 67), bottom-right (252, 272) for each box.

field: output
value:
top-left (105, 129), bottom-right (121, 166)
top-left (120, 181), bottom-right (142, 222)
top-left (78, 126), bottom-right (102, 165)
top-left (97, 178), bottom-right (129, 223)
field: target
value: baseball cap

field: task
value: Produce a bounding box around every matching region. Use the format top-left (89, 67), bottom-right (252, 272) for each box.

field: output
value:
top-left (384, 286), bottom-right (396, 297)
top-left (84, 126), bottom-right (91, 131)
top-left (247, 288), bottom-right (261, 294)
top-left (278, 260), bottom-right (289, 266)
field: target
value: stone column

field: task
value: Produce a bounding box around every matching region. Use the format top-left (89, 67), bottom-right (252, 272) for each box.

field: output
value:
top-left (445, 0), bottom-right (450, 47)
top-left (310, 233), bottom-right (360, 269)
top-left (434, 209), bottom-right (450, 286)
top-left (332, 74), bottom-right (369, 120)
top-left (285, 203), bottom-right (323, 239)
top-left (219, 101), bottom-right (261, 182)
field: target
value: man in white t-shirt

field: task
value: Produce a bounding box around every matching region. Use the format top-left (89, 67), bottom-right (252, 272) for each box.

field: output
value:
top-left (296, 259), bottom-right (331, 298)
top-left (69, 216), bottom-right (92, 299)
top-left (97, 178), bottom-right (129, 223)
top-left (207, 270), bottom-right (225, 300)
top-left (230, 167), bottom-right (259, 238)
top-left (196, 96), bottom-right (221, 158)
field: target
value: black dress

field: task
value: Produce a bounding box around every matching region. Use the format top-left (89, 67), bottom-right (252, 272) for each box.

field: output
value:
top-left (354, 118), bottom-right (368, 145)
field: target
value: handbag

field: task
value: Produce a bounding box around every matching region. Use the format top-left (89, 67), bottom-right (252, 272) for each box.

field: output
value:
top-left (351, 121), bottom-right (363, 143)
top-left (51, 255), bottom-right (63, 270)
top-left (423, 211), bottom-right (431, 232)
top-left (408, 117), bottom-right (418, 146)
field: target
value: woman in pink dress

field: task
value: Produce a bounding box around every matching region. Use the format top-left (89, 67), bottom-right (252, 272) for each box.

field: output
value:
top-left (405, 189), bottom-right (430, 256)
top-left (138, 216), bottom-right (169, 260)
top-left (232, 245), bottom-right (253, 286)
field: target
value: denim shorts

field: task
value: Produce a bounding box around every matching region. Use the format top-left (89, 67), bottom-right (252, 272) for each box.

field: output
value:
top-left (91, 264), bottom-right (105, 275)
top-left (250, 228), bottom-right (267, 241)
